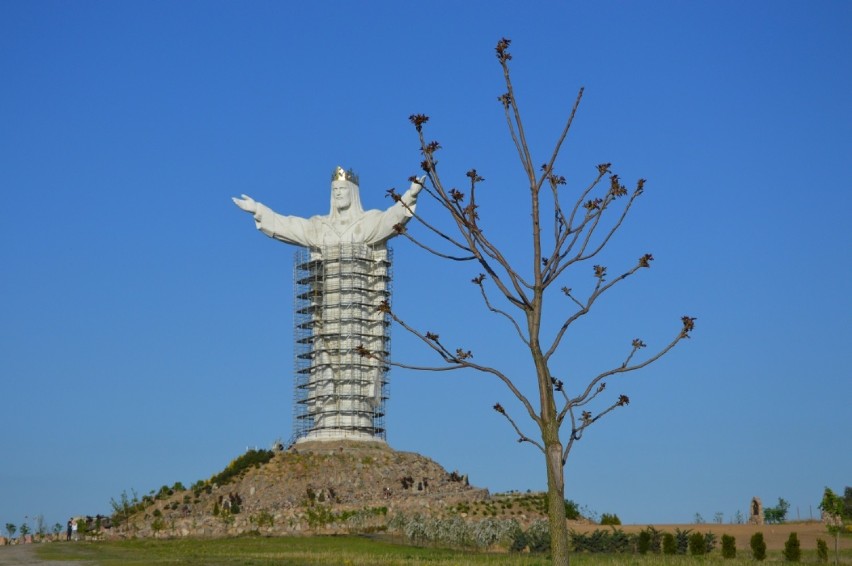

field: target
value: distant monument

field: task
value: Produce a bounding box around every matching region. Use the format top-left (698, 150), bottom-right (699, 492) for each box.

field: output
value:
top-left (749, 496), bottom-right (764, 525)
top-left (233, 167), bottom-right (422, 443)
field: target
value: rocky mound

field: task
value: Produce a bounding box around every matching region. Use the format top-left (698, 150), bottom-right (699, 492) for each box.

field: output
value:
top-left (113, 441), bottom-right (491, 538)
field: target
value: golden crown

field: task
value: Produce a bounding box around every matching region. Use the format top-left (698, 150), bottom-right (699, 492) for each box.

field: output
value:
top-left (331, 166), bottom-right (359, 186)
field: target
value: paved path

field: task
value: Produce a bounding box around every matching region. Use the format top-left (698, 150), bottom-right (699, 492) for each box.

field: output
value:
top-left (0, 545), bottom-right (91, 566)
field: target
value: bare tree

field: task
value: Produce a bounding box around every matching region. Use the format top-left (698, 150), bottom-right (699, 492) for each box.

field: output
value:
top-left (364, 38), bottom-right (694, 566)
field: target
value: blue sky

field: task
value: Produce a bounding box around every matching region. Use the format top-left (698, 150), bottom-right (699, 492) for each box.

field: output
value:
top-left (1, 1), bottom-right (850, 531)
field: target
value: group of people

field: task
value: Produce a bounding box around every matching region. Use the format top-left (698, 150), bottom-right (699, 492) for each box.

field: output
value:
top-left (65, 518), bottom-right (77, 541)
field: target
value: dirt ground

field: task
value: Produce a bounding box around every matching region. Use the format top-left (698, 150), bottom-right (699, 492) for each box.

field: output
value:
top-left (569, 521), bottom-right (850, 552)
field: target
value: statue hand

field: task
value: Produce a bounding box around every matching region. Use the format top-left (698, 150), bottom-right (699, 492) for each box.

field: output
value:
top-left (232, 194), bottom-right (257, 214)
top-left (409, 176), bottom-right (426, 196)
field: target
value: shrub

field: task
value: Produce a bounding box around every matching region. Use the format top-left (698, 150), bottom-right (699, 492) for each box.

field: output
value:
top-left (526, 520), bottom-right (551, 553)
top-left (251, 510), bottom-right (274, 528)
top-left (209, 449), bottom-right (274, 487)
top-left (600, 513), bottom-right (621, 525)
top-left (471, 517), bottom-right (516, 549)
top-left (751, 532), bottom-right (767, 561)
top-left (675, 528), bottom-right (692, 555)
top-left (704, 531), bottom-right (717, 553)
top-left (570, 528), bottom-right (632, 553)
top-left (565, 499), bottom-right (581, 520)
top-left (662, 532), bottom-right (677, 555)
top-left (306, 505), bottom-right (335, 527)
top-left (817, 538), bottom-right (828, 563)
top-left (508, 523), bottom-right (527, 552)
top-left (721, 534), bottom-right (737, 558)
top-left (642, 526), bottom-right (663, 553)
top-left (689, 531), bottom-right (706, 555)
top-left (783, 532), bottom-right (801, 562)
top-left (637, 530), bottom-right (652, 555)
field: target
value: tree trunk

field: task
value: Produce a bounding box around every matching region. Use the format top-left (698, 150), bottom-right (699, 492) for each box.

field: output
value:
top-left (545, 436), bottom-right (570, 566)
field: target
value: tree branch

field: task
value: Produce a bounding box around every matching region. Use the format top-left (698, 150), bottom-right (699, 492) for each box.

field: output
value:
top-left (545, 257), bottom-right (652, 361)
top-left (381, 304), bottom-right (542, 427)
top-left (571, 317), bottom-right (695, 407)
top-left (473, 274), bottom-right (530, 346)
top-left (493, 403), bottom-right (545, 452)
top-left (535, 87), bottom-right (584, 193)
top-left (561, 395), bottom-right (629, 464)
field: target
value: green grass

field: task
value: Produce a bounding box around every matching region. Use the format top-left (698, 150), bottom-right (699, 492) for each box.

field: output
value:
top-left (34, 536), bottom-right (852, 566)
top-left (36, 536), bottom-right (551, 565)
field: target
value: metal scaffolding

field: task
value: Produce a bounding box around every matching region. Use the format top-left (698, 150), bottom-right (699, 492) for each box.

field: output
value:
top-left (292, 244), bottom-right (392, 443)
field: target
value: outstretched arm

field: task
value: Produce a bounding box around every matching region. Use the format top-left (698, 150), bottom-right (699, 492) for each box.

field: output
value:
top-left (233, 194), bottom-right (317, 248)
top-left (400, 176), bottom-right (426, 213)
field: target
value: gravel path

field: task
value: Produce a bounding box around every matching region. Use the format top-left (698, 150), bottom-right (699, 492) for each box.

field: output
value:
top-left (0, 545), bottom-right (91, 566)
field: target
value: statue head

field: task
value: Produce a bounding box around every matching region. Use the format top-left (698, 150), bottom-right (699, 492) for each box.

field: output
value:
top-left (329, 166), bottom-right (364, 218)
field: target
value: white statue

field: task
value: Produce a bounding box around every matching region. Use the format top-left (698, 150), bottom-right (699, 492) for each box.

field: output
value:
top-left (233, 167), bottom-right (423, 444)
top-left (232, 167), bottom-right (423, 248)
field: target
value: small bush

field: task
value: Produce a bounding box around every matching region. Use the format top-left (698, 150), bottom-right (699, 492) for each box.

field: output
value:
top-left (526, 520), bottom-right (551, 553)
top-left (637, 530), bottom-right (652, 555)
top-left (570, 528), bottom-right (631, 553)
top-left (783, 532), bottom-right (801, 562)
top-left (508, 525), bottom-right (527, 552)
top-left (704, 531), bottom-right (717, 553)
top-left (662, 532), bottom-right (677, 555)
top-left (306, 505), bottom-right (335, 527)
top-left (600, 513), bottom-right (621, 526)
top-left (689, 531), bottom-right (706, 555)
top-left (252, 511), bottom-right (274, 528)
top-left (209, 449), bottom-right (274, 487)
top-left (675, 528), bottom-right (692, 555)
top-left (565, 500), bottom-right (580, 520)
top-left (642, 526), bottom-right (663, 554)
top-left (751, 532), bottom-right (767, 561)
top-left (721, 534), bottom-right (737, 558)
top-left (817, 538), bottom-right (828, 563)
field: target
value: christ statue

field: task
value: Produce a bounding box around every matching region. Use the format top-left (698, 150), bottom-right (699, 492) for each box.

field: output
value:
top-left (233, 167), bottom-right (423, 443)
